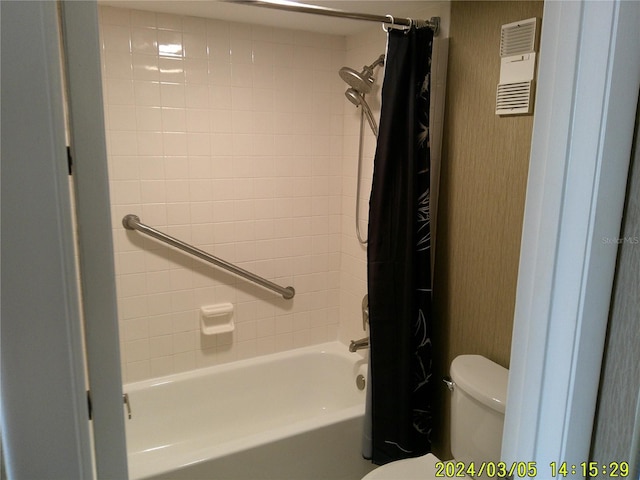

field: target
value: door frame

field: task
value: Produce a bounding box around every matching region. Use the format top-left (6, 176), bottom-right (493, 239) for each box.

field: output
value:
top-left (502, 0), bottom-right (640, 472)
top-left (1, 2), bottom-right (95, 478)
top-left (60, 2), bottom-right (129, 478)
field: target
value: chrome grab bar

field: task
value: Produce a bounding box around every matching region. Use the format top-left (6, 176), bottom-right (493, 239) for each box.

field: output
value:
top-left (122, 214), bottom-right (295, 300)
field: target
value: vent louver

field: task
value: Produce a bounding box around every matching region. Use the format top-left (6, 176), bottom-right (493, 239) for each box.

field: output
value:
top-left (496, 18), bottom-right (539, 116)
top-left (500, 20), bottom-right (537, 57)
top-left (496, 81), bottom-right (533, 115)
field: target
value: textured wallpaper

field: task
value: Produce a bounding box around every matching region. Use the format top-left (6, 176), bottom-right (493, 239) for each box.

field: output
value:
top-left (432, 0), bottom-right (544, 458)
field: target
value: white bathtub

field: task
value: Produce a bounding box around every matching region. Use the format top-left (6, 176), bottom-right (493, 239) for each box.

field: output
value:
top-left (125, 342), bottom-right (376, 480)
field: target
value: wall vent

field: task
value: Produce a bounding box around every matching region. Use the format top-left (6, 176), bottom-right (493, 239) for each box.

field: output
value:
top-left (500, 18), bottom-right (538, 56)
top-left (496, 18), bottom-right (540, 116)
top-left (496, 81), bottom-right (533, 115)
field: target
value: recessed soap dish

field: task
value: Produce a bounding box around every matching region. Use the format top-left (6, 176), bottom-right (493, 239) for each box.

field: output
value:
top-left (200, 303), bottom-right (235, 335)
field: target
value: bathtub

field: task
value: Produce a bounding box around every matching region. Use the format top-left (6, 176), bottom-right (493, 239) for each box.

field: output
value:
top-left (125, 342), bottom-right (376, 480)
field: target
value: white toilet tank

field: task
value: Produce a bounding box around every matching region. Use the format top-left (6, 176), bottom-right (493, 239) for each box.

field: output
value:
top-left (450, 355), bottom-right (509, 467)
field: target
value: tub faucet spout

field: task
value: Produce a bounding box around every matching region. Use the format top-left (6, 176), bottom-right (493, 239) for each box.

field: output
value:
top-left (349, 336), bottom-right (369, 352)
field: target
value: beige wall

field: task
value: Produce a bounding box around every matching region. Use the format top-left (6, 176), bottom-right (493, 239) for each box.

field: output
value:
top-left (432, 0), bottom-right (544, 458)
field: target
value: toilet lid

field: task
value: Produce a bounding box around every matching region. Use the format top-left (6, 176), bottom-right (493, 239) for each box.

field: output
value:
top-left (361, 453), bottom-right (456, 480)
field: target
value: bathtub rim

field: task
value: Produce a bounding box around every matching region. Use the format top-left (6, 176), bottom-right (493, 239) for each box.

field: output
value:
top-left (124, 340), bottom-right (367, 392)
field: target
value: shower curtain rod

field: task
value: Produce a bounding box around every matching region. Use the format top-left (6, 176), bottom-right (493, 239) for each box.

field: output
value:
top-left (226, 1), bottom-right (440, 36)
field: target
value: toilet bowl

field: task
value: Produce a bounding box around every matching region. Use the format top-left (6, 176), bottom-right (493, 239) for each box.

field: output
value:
top-left (361, 453), bottom-right (443, 479)
top-left (362, 355), bottom-right (509, 480)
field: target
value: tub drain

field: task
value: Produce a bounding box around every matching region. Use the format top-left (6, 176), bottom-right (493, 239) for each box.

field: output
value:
top-left (356, 374), bottom-right (366, 390)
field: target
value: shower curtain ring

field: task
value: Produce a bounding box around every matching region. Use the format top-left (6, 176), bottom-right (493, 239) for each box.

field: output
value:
top-left (382, 15), bottom-right (394, 33)
top-left (405, 18), bottom-right (414, 34)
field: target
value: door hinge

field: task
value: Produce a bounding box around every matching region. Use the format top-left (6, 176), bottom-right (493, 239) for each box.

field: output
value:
top-left (67, 146), bottom-right (73, 175)
top-left (123, 393), bottom-right (132, 419)
top-left (86, 390), bottom-right (132, 420)
top-left (87, 389), bottom-right (92, 420)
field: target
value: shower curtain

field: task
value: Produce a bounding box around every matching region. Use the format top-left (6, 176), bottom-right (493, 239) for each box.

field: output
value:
top-left (365, 25), bottom-right (434, 465)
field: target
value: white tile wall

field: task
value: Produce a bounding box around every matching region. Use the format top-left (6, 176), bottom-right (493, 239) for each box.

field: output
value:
top-left (99, 6), bottom-right (347, 382)
top-left (98, 4), bottom-right (450, 383)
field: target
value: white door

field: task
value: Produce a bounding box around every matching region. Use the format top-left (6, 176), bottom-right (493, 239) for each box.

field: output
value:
top-left (503, 0), bottom-right (640, 474)
top-left (59, 2), bottom-right (129, 478)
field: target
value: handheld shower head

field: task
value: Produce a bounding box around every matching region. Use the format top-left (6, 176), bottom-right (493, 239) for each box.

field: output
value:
top-left (344, 87), bottom-right (362, 107)
top-left (344, 88), bottom-right (378, 137)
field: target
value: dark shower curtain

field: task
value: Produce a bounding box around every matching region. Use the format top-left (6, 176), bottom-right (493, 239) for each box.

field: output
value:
top-left (366, 26), bottom-right (434, 465)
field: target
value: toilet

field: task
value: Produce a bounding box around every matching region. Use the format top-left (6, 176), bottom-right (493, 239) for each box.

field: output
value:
top-left (362, 355), bottom-right (509, 480)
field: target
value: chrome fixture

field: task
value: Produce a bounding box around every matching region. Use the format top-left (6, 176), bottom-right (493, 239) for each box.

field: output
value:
top-left (340, 68), bottom-right (374, 93)
top-left (225, 1), bottom-right (440, 36)
top-left (356, 374), bottom-right (366, 390)
top-left (443, 377), bottom-right (455, 392)
top-left (339, 54), bottom-right (384, 94)
top-left (344, 88), bottom-right (378, 137)
top-left (340, 54), bottom-right (384, 245)
top-left (361, 294), bottom-right (369, 331)
top-left (350, 294), bottom-right (370, 352)
top-left (339, 54), bottom-right (384, 137)
top-left (349, 337), bottom-right (369, 352)
top-left (122, 214), bottom-right (295, 300)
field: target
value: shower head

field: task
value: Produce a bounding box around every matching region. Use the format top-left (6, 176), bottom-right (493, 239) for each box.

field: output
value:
top-left (339, 54), bottom-right (385, 94)
top-left (339, 66), bottom-right (375, 94)
top-left (344, 88), bottom-right (378, 137)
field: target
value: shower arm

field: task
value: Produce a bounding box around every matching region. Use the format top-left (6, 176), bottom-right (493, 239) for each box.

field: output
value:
top-left (368, 54), bottom-right (385, 71)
